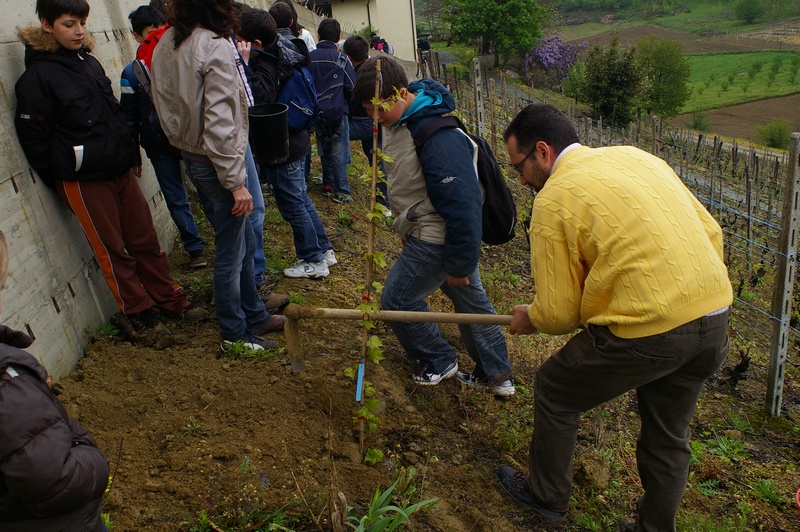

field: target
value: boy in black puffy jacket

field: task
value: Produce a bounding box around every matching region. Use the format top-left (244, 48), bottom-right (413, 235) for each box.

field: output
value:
top-left (14, 0), bottom-right (205, 341)
top-left (0, 230), bottom-right (109, 531)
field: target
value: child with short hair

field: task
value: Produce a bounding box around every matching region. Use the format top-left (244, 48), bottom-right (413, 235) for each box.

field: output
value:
top-left (0, 230), bottom-right (110, 531)
top-left (121, 4), bottom-right (210, 269)
top-left (352, 57), bottom-right (514, 394)
top-left (14, 0), bottom-right (207, 341)
top-left (240, 7), bottom-right (337, 279)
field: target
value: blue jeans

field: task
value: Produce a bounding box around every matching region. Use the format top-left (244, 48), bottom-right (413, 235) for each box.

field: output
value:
top-left (349, 116), bottom-right (389, 208)
top-left (181, 152), bottom-right (268, 341)
top-left (245, 145), bottom-right (266, 286)
top-left (315, 116), bottom-right (351, 196)
top-left (381, 237), bottom-right (511, 379)
top-left (148, 152), bottom-right (205, 253)
top-left (264, 158), bottom-right (332, 264)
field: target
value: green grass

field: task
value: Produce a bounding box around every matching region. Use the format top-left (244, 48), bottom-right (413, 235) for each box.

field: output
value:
top-left (683, 51), bottom-right (800, 113)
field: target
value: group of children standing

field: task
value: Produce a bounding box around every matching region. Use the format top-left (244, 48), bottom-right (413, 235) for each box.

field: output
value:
top-left (5, 0), bottom-right (516, 527)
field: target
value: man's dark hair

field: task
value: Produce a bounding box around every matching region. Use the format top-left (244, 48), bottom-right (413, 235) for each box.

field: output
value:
top-left (343, 34), bottom-right (369, 64)
top-left (149, 0), bottom-right (169, 17)
top-left (317, 18), bottom-right (340, 43)
top-left (239, 8), bottom-right (277, 47)
top-left (268, 2), bottom-right (293, 30)
top-left (170, 0), bottom-right (239, 48)
top-left (353, 56), bottom-right (407, 105)
top-left (504, 104), bottom-right (579, 154)
top-left (274, 0), bottom-right (300, 37)
top-left (129, 5), bottom-right (166, 35)
top-left (36, 0), bottom-right (90, 25)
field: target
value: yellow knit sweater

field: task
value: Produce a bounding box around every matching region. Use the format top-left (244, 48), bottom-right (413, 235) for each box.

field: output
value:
top-left (528, 145), bottom-right (733, 338)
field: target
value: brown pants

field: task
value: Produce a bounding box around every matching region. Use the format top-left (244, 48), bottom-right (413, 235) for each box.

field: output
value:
top-left (528, 310), bottom-right (730, 531)
top-left (56, 171), bottom-right (188, 316)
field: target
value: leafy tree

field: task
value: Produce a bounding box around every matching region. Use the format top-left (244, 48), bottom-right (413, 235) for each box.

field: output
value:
top-left (736, 0), bottom-right (765, 24)
top-left (756, 120), bottom-right (790, 149)
top-left (444, 0), bottom-right (548, 67)
top-left (635, 36), bottom-right (690, 118)
top-left (563, 61), bottom-right (586, 104)
top-left (415, 0), bottom-right (446, 38)
top-left (581, 35), bottom-right (640, 127)
top-left (523, 36), bottom-right (587, 91)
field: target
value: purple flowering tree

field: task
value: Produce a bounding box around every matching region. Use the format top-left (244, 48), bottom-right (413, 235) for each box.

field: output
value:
top-left (523, 36), bottom-right (587, 92)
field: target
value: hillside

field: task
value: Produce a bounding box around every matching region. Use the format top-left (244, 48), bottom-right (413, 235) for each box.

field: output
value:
top-left (49, 147), bottom-right (800, 531)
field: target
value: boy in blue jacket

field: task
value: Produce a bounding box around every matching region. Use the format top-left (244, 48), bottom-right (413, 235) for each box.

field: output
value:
top-left (352, 57), bottom-right (514, 396)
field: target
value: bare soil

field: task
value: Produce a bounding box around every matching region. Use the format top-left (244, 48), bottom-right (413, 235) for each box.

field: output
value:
top-left (673, 93), bottom-right (800, 142)
top-left (49, 163), bottom-right (800, 531)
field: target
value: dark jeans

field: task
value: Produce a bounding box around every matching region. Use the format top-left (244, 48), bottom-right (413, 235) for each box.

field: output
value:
top-left (181, 152), bottom-right (268, 341)
top-left (381, 237), bottom-right (511, 379)
top-left (148, 152), bottom-right (205, 254)
top-left (315, 116), bottom-right (351, 196)
top-left (263, 158), bottom-right (332, 264)
top-left (528, 310), bottom-right (730, 531)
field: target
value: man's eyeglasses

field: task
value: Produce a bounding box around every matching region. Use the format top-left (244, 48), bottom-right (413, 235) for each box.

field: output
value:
top-left (512, 145), bottom-right (537, 174)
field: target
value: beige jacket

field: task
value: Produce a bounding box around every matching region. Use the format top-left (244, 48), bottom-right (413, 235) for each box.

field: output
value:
top-left (151, 27), bottom-right (248, 190)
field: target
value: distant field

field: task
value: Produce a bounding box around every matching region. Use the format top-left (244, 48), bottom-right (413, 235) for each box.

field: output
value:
top-left (684, 51), bottom-right (800, 113)
top-left (674, 93), bottom-right (800, 141)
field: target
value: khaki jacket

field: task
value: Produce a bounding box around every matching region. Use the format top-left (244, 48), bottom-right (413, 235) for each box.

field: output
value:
top-left (152, 27), bottom-right (248, 190)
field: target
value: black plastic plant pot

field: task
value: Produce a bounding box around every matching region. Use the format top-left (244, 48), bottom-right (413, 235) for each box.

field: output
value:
top-left (248, 103), bottom-right (289, 166)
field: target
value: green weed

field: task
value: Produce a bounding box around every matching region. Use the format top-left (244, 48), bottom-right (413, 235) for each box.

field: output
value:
top-left (182, 416), bottom-right (209, 438)
top-left (345, 478), bottom-right (438, 531)
top-left (93, 324), bottom-right (120, 337)
top-left (752, 479), bottom-right (784, 507)
top-left (288, 292), bottom-right (305, 305)
top-left (336, 211), bottom-right (354, 228)
top-left (707, 434), bottom-right (748, 462)
top-left (220, 341), bottom-right (283, 362)
top-left (698, 478), bottom-right (722, 495)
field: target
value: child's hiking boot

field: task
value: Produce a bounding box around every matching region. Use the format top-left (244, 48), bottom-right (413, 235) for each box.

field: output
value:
top-left (456, 370), bottom-right (515, 397)
top-left (412, 360), bottom-right (458, 386)
top-left (257, 281), bottom-right (289, 312)
top-left (283, 260), bottom-right (329, 279)
top-left (220, 332), bottom-right (277, 352)
top-left (250, 315), bottom-right (287, 336)
top-left (112, 308), bottom-right (172, 345)
top-left (323, 249), bottom-right (337, 267)
top-left (497, 466), bottom-right (566, 524)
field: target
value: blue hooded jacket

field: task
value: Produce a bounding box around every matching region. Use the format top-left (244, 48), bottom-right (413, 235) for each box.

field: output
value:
top-left (394, 79), bottom-right (482, 278)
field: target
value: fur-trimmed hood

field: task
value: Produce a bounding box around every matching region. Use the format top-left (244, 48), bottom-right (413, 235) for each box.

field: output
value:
top-left (17, 23), bottom-right (95, 64)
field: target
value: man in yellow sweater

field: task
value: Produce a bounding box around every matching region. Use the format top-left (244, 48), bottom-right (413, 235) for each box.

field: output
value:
top-left (498, 104), bottom-right (733, 531)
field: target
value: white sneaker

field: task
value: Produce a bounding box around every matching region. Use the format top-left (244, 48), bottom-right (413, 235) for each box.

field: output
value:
top-left (323, 249), bottom-right (337, 267)
top-left (283, 260), bottom-right (329, 279)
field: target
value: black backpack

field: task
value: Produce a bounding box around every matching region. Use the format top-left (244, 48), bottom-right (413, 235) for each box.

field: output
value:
top-left (312, 52), bottom-right (349, 127)
top-left (411, 115), bottom-right (517, 245)
top-left (255, 49), bottom-right (320, 132)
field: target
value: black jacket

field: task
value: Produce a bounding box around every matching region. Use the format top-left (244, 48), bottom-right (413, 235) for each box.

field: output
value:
top-left (15, 26), bottom-right (136, 189)
top-left (0, 325), bottom-right (109, 531)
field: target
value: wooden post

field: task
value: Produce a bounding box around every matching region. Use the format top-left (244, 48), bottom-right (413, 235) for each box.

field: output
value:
top-left (766, 133), bottom-right (800, 417)
top-left (282, 304), bottom-right (513, 372)
top-left (472, 58), bottom-right (485, 137)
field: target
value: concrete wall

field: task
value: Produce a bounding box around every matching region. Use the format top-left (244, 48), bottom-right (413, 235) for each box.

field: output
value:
top-left (0, 1), bottom-right (176, 380)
